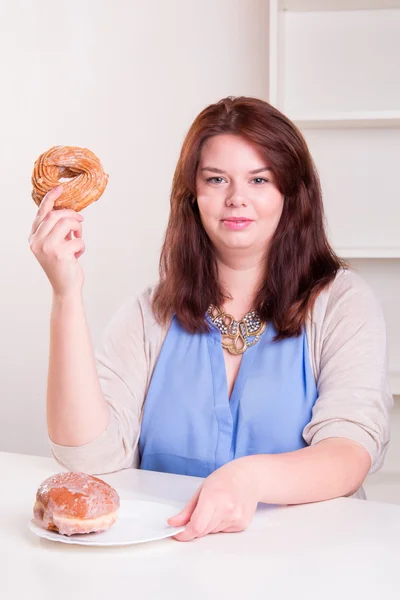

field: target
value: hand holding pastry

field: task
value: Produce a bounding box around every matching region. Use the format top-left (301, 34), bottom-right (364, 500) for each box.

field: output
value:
top-left (29, 145), bottom-right (108, 297)
top-left (28, 186), bottom-right (86, 297)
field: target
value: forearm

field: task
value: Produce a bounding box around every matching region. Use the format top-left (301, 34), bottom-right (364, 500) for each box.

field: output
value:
top-left (47, 292), bottom-right (110, 446)
top-left (241, 438), bottom-right (371, 505)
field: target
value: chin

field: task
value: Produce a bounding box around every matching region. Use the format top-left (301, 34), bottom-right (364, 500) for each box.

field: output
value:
top-left (207, 228), bottom-right (263, 253)
top-left (219, 236), bottom-right (255, 251)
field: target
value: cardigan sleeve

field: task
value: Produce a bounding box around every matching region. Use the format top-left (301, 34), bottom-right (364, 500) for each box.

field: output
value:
top-left (49, 289), bottom-right (156, 475)
top-left (303, 270), bottom-right (393, 473)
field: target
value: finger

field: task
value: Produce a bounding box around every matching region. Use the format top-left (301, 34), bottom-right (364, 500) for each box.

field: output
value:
top-left (52, 238), bottom-right (85, 260)
top-left (173, 497), bottom-right (216, 542)
top-left (201, 513), bottom-right (228, 536)
top-left (43, 219), bottom-right (83, 247)
top-left (220, 526), bottom-right (245, 533)
top-left (31, 206), bottom-right (83, 243)
top-left (209, 521), bottom-right (234, 534)
top-left (74, 244), bottom-right (85, 259)
top-left (66, 225), bottom-right (82, 242)
top-left (209, 511), bottom-right (254, 535)
top-left (168, 487), bottom-right (201, 528)
top-left (30, 186), bottom-right (63, 237)
top-left (37, 185), bottom-right (63, 216)
top-left (67, 238), bottom-right (85, 259)
top-left (34, 209), bottom-right (84, 240)
top-left (218, 517), bottom-right (252, 534)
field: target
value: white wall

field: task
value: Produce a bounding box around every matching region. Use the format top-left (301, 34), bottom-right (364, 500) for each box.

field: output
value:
top-left (0, 0), bottom-right (269, 456)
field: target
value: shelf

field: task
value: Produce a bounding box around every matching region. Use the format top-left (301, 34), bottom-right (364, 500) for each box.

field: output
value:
top-left (281, 1), bottom-right (400, 11)
top-left (291, 111), bottom-right (400, 129)
top-left (336, 247), bottom-right (400, 259)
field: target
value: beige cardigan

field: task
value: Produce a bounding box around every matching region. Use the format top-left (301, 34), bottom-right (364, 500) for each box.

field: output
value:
top-left (50, 269), bottom-right (393, 490)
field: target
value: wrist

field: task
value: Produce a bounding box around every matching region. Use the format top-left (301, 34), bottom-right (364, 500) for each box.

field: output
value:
top-left (237, 454), bottom-right (271, 501)
top-left (52, 290), bottom-right (84, 308)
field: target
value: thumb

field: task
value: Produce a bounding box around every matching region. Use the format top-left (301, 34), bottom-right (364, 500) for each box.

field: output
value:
top-left (168, 488), bottom-right (201, 527)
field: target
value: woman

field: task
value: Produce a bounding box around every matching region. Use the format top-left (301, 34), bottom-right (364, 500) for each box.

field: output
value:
top-left (29, 96), bottom-right (393, 542)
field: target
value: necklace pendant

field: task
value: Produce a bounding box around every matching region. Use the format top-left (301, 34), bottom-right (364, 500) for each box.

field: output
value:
top-left (207, 305), bottom-right (266, 354)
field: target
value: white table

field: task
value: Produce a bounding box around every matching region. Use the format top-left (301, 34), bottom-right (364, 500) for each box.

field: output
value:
top-left (1, 452), bottom-right (400, 600)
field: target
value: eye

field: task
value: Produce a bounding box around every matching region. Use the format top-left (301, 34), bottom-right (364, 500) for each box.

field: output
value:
top-left (205, 176), bottom-right (269, 185)
top-left (206, 177), bottom-right (225, 184)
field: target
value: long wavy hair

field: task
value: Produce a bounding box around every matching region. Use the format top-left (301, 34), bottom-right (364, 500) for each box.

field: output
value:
top-left (152, 96), bottom-right (345, 339)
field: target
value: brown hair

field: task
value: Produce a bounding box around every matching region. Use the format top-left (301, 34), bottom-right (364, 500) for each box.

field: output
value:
top-left (152, 96), bottom-right (345, 339)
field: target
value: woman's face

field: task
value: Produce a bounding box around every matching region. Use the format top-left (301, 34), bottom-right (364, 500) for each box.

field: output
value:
top-left (196, 134), bottom-right (284, 259)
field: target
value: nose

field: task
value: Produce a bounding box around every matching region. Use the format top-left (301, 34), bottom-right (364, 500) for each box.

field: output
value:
top-left (225, 183), bottom-right (248, 207)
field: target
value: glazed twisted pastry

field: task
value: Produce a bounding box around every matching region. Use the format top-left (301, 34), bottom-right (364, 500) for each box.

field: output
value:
top-left (31, 145), bottom-right (109, 212)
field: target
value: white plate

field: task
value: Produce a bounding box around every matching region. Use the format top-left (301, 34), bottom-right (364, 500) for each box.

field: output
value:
top-left (29, 499), bottom-right (185, 546)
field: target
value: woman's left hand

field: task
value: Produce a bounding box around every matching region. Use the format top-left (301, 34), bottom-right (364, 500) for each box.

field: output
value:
top-left (167, 457), bottom-right (260, 542)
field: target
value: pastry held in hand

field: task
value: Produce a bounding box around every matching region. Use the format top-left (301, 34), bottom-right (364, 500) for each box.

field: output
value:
top-left (31, 145), bottom-right (109, 212)
top-left (33, 472), bottom-right (120, 536)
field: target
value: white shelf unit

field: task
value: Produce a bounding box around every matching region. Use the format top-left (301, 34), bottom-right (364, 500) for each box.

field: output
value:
top-left (268, 0), bottom-right (400, 394)
top-left (391, 372), bottom-right (400, 395)
top-left (282, 1), bottom-right (400, 11)
top-left (336, 248), bottom-right (400, 259)
top-left (293, 111), bottom-right (400, 130)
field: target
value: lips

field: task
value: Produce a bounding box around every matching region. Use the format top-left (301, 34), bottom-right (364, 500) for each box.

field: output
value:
top-left (221, 218), bottom-right (253, 230)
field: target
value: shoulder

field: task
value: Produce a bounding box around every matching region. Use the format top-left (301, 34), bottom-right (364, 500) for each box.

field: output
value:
top-left (306, 268), bottom-right (387, 381)
top-left (311, 267), bottom-right (384, 328)
top-left (102, 282), bottom-right (168, 345)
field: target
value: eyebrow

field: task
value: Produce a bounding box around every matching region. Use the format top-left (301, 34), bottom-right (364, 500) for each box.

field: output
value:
top-left (200, 166), bottom-right (271, 175)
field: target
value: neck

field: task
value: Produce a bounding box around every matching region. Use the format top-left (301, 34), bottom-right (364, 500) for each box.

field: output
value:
top-left (217, 251), bottom-right (265, 317)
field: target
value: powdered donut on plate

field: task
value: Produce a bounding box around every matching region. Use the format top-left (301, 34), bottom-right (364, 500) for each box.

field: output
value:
top-left (31, 145), bottom-right (109, 212)
top-left (33, 472), bottom-right (120, 536)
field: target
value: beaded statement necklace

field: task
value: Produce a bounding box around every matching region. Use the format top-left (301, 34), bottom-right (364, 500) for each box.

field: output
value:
top-left (207, 305), bottom-right (267, 355)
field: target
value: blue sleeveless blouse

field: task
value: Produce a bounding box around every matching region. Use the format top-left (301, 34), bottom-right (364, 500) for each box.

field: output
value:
top-left (139, 314), bottom-right (317, 477)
